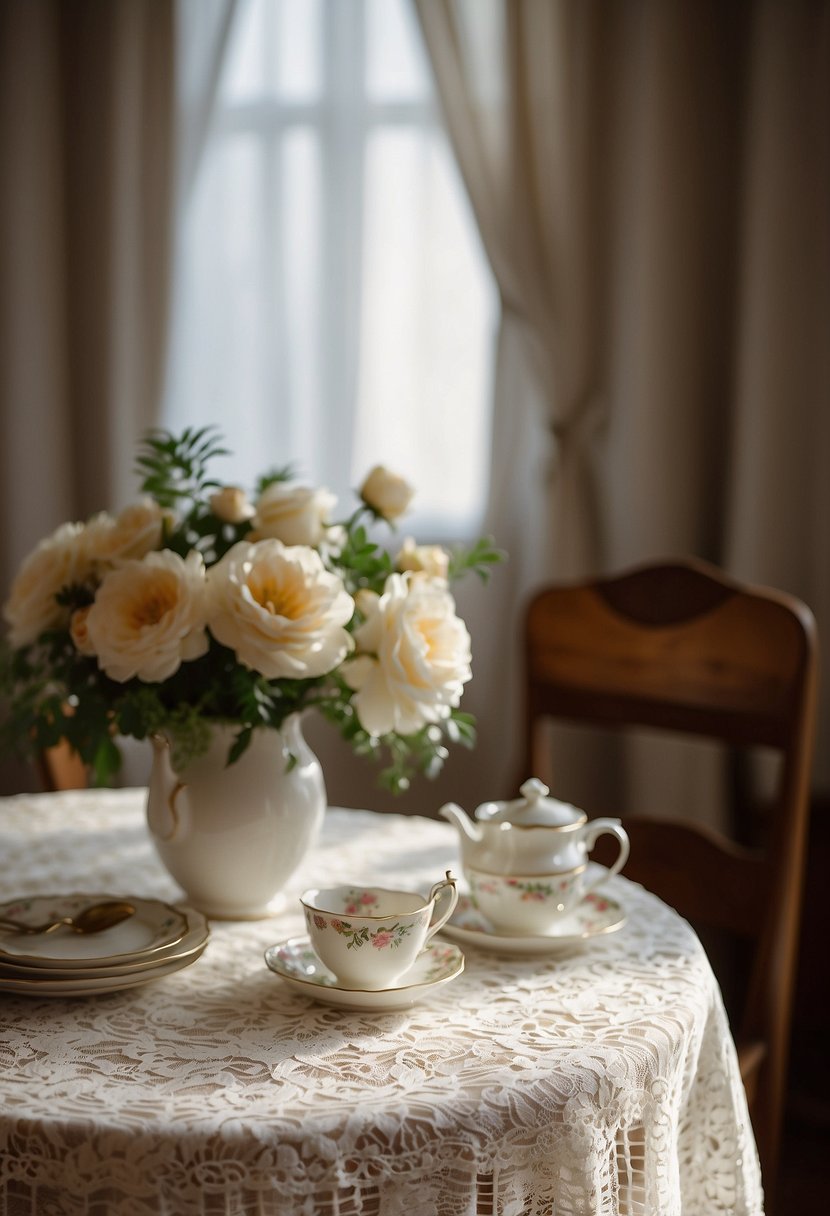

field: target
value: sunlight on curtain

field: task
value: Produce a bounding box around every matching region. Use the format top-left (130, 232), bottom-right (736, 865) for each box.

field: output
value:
top-left (163, 0), bottom-right (496, 538)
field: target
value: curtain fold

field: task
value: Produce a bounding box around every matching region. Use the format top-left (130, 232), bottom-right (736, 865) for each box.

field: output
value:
top-left (0, 0), bottom-right (177, 793)
top-left (415, 0), bottom-right (610, 584)
top-left (0, 0), bottom-right (175, 560)
top-left (415, 0), bottom-right (830, 810)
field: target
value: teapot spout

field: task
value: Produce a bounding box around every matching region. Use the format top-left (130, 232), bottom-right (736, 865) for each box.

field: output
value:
top-left (439, 801), bottom-right (483, 844)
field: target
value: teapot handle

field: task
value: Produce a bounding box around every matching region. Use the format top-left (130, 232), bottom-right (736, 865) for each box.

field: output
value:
top-left (581, 819), bottom-right (630, 897)
top-left (426, 871), bottom-right (459, 941)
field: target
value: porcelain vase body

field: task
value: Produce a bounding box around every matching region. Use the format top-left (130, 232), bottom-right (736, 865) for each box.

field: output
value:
top-left (146, 716), bottom-right (326, 918)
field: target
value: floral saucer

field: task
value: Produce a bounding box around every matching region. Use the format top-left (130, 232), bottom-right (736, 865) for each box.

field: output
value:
top-left (264, 937), bottom-right (464, 1010)
top-left (440, 891), bottom-right (626, 955)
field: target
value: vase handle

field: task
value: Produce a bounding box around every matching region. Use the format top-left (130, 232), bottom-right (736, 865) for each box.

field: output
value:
top-left (147, 734), bottom-right (188, 842)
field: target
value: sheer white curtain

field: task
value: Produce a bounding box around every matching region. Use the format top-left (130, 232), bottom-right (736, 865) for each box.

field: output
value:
top-left (163, 0), bottom-right (497, 541)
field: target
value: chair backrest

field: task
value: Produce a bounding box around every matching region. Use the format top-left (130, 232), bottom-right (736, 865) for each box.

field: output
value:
top-left (522, 557), bottom-right (818, 1204)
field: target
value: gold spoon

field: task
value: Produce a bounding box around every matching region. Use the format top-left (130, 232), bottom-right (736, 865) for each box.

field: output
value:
top-left (0, 900), bottom-right (136, 935)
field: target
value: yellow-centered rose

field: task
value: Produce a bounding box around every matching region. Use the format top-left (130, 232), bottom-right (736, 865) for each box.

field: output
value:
top-left (85, 499), bottom-right (168, 568)
top-left (206, 539), bottom-right (355, 679)
top-left (86, 551), bottom-right (208, 683)
top-left (343, 573), bottom-right (471, 736)
top-left (3, 522), bottom-right (89, 647)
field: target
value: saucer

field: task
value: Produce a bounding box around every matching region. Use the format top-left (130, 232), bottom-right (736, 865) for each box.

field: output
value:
top-left (264, 937), bottom-right (465, 1010)
top-left (440, 891), bottom-right (626, 955)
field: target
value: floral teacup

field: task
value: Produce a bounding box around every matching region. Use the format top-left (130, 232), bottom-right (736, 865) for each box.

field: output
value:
top-left (300, 873), bottom-right (458, 990)
top-left (467, 865), bottom-right (609, 935)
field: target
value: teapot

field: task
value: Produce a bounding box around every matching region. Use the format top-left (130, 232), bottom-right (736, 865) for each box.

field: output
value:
top-left (439, 778), bottom-right (630, 880)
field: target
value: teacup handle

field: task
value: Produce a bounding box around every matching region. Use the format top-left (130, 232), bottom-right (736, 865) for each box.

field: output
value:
top-left (581, 819), bottom-right (630, 899)
top-left (425, 871), bottom-right (459, 942)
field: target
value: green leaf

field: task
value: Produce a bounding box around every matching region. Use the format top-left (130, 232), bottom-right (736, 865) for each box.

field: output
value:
top-left (447, 536), bottom-right (507, 583)
top-left (227, 726), bottom-right (253, 766)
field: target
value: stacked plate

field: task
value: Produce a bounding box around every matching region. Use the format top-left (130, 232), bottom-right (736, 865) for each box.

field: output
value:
top-left (0, 893), bottom-right (209, 996)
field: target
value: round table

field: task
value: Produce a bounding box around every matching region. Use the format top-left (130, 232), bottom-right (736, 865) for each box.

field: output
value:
top-left (0, 789), bottom-right (763, 1215)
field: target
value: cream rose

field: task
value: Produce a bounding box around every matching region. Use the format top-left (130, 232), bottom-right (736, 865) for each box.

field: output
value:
top-left (359, 466), bottom-right (414, 521)
top-left (251, 484), bottom-right (336, 547)
top-left (3, 522), bottom-right (89, 647)
top-left (343, 573), bottom-right (471, 736)
top-left (206, 539), bottom-right (355, 679)
top-left (86, 550), bottom-right (208, 683)
top-left (395, 537), bottom-right (450, 581)
top-left (85, 499), bottom-right (167, 568)
top-left (210, 486), bottom-right (255, 524)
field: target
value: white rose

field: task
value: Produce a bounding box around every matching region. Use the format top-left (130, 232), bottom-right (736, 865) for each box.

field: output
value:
top-left (86, 550), bottom-right (208, 683)
top-left (210, 486), bottom-right (255, 524)
top-left (395, 537), bottom-right (450, 581)
top-left (359, 466), bottom-right (414, 521)
top-left (3, 522), bottom-right (89, 647)
top-left (206, 539), bottom-right (355, 680)
top-left (251, 484), bottom-right (336, 547)
top-left (85, 499), bottom-right (167, 568)
top-left (343, 573), bottom-right (471, 736)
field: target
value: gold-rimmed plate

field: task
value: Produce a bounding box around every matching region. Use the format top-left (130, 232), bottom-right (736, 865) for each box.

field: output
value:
top-left (0, 936), bottom-right (210, 996)
top-left (0, 908), bottom-right (209, 980)
top-left (0, 894), bottom-right (190, 969)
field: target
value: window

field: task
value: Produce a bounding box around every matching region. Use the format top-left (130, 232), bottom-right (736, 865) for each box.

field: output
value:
top-left (163, 0), bottom-right (497, 538)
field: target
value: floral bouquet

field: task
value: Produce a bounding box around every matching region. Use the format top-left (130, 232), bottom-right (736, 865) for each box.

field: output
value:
top-left (0, 429), bottom-right (502, 792)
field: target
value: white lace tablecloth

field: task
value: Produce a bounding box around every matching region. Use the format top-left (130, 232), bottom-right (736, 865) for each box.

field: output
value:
top-left (0, 790), bottom-right (763, 1216)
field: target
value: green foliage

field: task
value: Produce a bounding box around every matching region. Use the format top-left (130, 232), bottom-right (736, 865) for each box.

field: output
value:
top-left (335, 524), bottom-right (394, 596)
top-left (135, 426), bottom-right (230, 509)
top-left (255, 466), bottom-right (295, 496)
top-left (447, 536), bottom-right (506, 583)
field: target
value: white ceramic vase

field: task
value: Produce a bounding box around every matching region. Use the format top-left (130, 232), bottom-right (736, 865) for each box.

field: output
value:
top-left (146, 715), bottom-right (326, 919)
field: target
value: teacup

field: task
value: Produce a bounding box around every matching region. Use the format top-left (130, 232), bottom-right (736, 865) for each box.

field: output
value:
top-left (301, 872), bottom-right (458, 990)
top-left (467, 864), bottom-right (611, 935)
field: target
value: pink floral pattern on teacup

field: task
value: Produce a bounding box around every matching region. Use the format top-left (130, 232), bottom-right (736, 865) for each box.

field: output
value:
top-left (303, 909), bottom-right (413, 951)
top-left (505, 878), bottom-right (571, 902)
top-left (342, 889), bottom-right (381, 915)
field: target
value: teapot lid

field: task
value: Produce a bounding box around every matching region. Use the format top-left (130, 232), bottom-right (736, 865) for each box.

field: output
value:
top-left (476, 778), bottom-right (584, 827)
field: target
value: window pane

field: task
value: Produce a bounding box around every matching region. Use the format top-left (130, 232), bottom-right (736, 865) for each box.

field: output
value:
top-left (224, 0), bottom-right (268, 102)
top-left (277, 0), bottom-right (322, 101)
top-left (355, 127), bottom-right (496, 532)
top-left (166, 0), bottom-right (496, 536)
top-left (165, 134), bottom-right (287, 485)
top-left (366, 0), bottom-right (432, 103)
top-left (225, 0), bottom-right (323, 103)
top-left (281, 128), bottom-right (323, 470)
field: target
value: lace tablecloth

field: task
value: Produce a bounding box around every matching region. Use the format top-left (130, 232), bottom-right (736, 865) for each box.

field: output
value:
top-left (0, 790), bottom-right (763, 1216)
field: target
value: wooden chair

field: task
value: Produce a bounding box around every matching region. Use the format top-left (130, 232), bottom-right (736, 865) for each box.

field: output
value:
top-left (522, 558), bottom-right (818, 1207)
